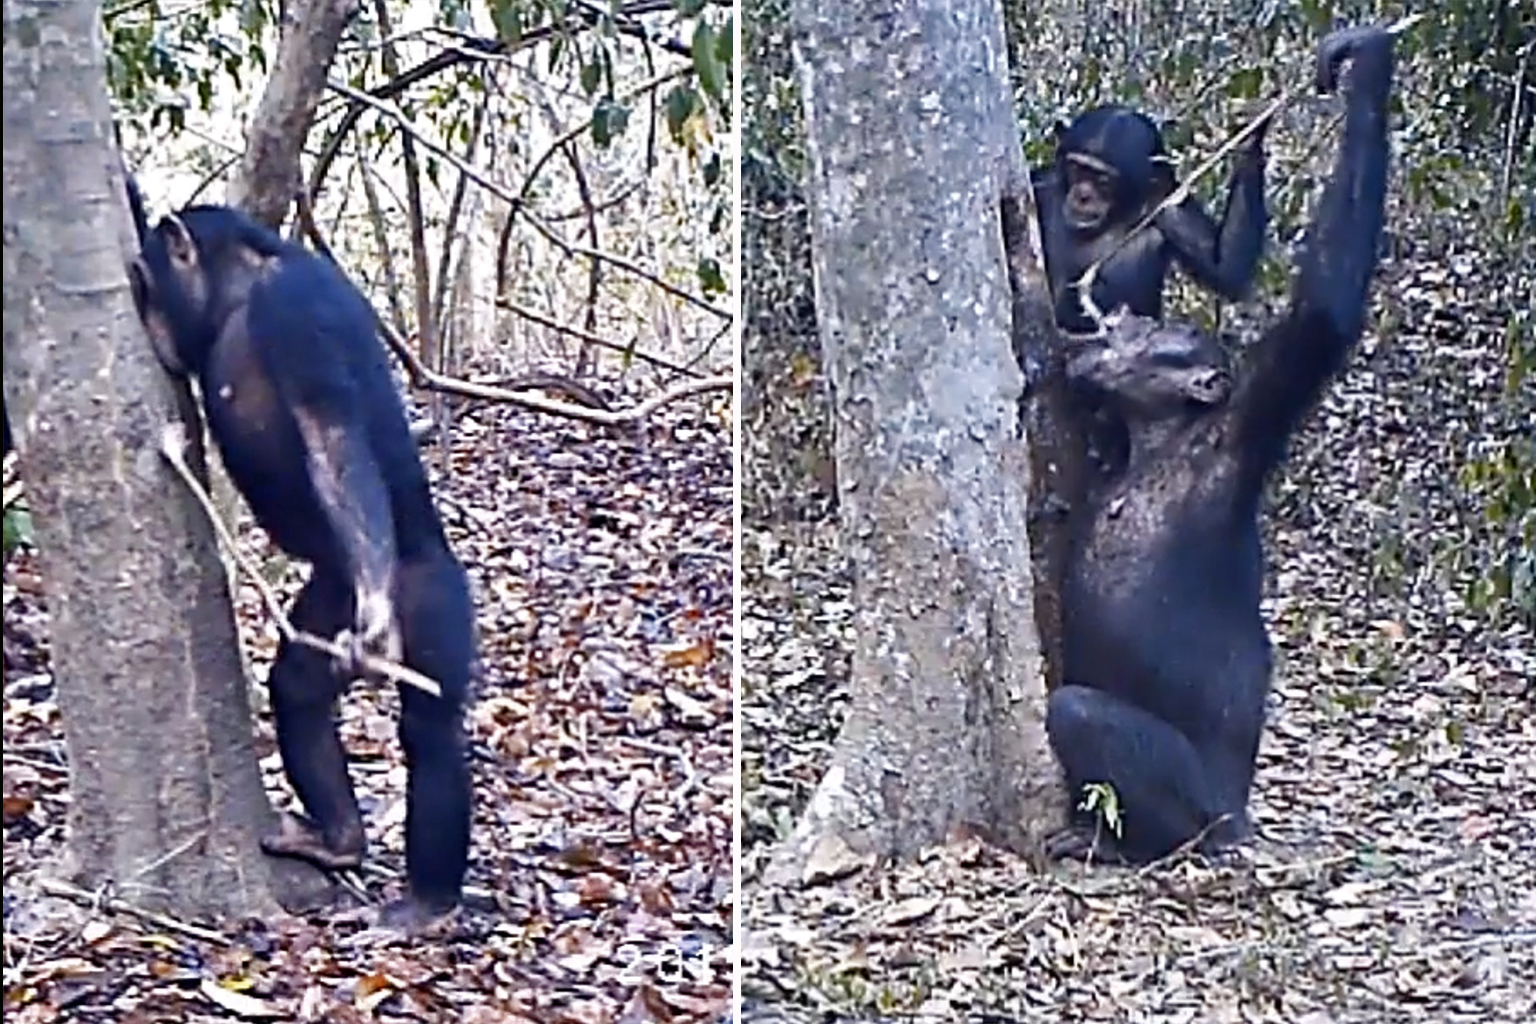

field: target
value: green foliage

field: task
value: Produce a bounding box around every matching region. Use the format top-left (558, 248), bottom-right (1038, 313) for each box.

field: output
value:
top-left (3, 505), bottom-right (33, 555)
top-left (1078, 782), bottom-right (1124, 838)
top-left (107, 0), bottom-right (272, 131)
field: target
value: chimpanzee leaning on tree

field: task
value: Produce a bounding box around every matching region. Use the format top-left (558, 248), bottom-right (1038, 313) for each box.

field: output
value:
top-left (1045, 24), bottom-right (1398, 864)
top-left (129, 201), bottom-right (477, 930)
top-left (1030, 102), bottom-right (1270, 473)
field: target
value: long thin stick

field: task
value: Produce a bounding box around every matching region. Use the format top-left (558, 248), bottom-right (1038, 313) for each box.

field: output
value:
top-left (158, 424), bottom-right (442, 698)
top-left (1073, 90), bottom-right (1293, 326)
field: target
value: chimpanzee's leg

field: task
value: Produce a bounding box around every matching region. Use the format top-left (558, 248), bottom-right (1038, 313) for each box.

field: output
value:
top-left (380, 545), bottom-right (475, 927)
top-left (259, 571), bottom-right (367, 869)
top-left (1046, 684), bottom-right (1230, 862)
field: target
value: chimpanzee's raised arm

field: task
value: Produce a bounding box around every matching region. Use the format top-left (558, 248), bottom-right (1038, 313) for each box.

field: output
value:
top-left (1158, 126), bottom-right (1270, 302)
top-left (1232, 25), bottom-right (1395, 484)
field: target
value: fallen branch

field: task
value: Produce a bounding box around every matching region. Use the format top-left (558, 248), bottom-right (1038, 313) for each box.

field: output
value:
top-left (38, 877), bottom-right (231, 946)
top-left (158, 424), bottom-right (442, 698)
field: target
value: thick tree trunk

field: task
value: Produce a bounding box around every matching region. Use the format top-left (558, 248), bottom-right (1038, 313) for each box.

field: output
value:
top-left (766, 0), bottom-right (1060, 884)
top-left (2, 0), bottom-right (330, 918)
top-left (226, 0), bottom-right (358, 228)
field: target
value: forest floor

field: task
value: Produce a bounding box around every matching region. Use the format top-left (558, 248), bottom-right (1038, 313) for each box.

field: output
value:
top-left (740, 248), bottom-right (1534, 1022)
top-left (2, 376), bottom-right (735, 1023)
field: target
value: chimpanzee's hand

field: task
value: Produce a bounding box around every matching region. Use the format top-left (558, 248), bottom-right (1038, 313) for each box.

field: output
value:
top-left (1317, 25), bottom-right (1395, 96)
top-left (332, 589), bottom-right (401, 680)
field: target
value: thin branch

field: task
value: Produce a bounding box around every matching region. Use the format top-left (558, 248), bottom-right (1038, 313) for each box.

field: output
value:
top-left (321, 78), bottom-right (731, 321)
top-left (305, 1), bottom-right (680, 196)
top-left (38, 878), bottom-right (231, 945)
top-left (158, 424), bottom-right (442, 698)
top-left (495, 297), bottom-right (699, 377)
top-left (355, 141), bottom-right (410, 337)
top-left (292, 191), bottom-right (731, 424)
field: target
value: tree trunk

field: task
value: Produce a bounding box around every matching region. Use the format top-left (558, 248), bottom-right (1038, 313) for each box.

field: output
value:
top-left (2, 0), bottom-right (330, 919)
top-left (226, 0), bottom-right (358, 228)
top-left (766, 0), bottom-right (1060, 884)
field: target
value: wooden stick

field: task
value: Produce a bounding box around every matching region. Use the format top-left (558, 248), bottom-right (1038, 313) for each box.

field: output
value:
top-left (38, 877), bottom-right (231, 945)
top-left (158, 424), bottom-right (442, 698)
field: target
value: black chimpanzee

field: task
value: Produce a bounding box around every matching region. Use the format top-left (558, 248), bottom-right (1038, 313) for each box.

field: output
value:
top-left (1046, 25), bottom-right (1396, 863)
top-left (1032, 103), bottom-right (1270, 335)
top-left (129, 205), bottom-right (476, 928)
top-left (1031, 104), bottom-right (1270, 477)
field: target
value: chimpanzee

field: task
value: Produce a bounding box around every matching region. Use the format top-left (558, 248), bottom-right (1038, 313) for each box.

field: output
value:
top-left (129, 205), bottom-right (476, 928)
top-left (1033, 104), bottom-right (1270, 335)
top-left (1045, 25), bottom-right (1396, 863)
top-left (1031, 104), bottom-right (1270, 476)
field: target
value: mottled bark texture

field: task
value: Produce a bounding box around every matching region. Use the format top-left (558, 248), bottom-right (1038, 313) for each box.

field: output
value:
top-left (226, 0), bottom-right (358, 228)
top-left (765, 0), bottom-right (1059, 884)
top-left (3, 0), bottom-right (330, 918)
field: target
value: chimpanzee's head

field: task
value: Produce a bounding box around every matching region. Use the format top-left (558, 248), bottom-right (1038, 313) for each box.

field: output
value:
top-left (1065, 311), bottom-right (1231, 418)
top-left (129, 206), bottom-right (275, 377)
top-left (1053, 105), bottom-right (1174, 235)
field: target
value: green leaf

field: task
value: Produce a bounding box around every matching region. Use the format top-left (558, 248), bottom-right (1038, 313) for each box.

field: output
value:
top-left (692, 20), bottom-right (724, 106)
top-left (580, 57), bottom-right (600, 96)
top-left (665, 85), bottom-right (697, 144)
top-left (673, 0), bottom-right (709, 15)
top-left (696, 256), bottom-right (726, 296)
top-left (491, 0), bottom-right (523, 45)
top-left (3, 507), bottom-right (33, 553)
top-left (591, 97), bottom-right (629, 148)
top-left (715, 12), bottom-right (733, 68)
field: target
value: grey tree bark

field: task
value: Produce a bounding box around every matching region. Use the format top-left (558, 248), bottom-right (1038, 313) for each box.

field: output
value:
top-left (765, 0), bottom-right (1061, 884)
top-left (226, 0), bottom-right (358, 227)
top-left (2, 0), bottom-right (330, 918)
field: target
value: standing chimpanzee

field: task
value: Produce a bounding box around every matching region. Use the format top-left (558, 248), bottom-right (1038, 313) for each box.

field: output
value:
top-left (130, 206), bottom-right (476, 928)
top-left (1032, 104), bottom-right (1270, 335)
top-left (1045, 25), bottom-right (1396, 863)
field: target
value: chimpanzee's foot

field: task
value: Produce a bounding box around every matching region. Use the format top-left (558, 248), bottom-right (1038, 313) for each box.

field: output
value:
top-left (260, 812), bottom-right (365, 871)
top-left (377, 893), bottom-right (459, 933)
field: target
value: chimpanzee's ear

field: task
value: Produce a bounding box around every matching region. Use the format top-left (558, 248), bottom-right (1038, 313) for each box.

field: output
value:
top-left (128, 257), bottom-right (189, 376)
top-left (163, 215), bottom-right (198, 269)
top-left (127, 257), bottom-right (152, 318)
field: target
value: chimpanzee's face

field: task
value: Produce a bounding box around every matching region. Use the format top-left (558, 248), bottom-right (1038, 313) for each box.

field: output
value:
top-left (129, 217), bottom-right (214, 377)
top-left (1066, 313), bottom-right (1231, 417)
top-left (1062, 153), bottom-right (1119, 233)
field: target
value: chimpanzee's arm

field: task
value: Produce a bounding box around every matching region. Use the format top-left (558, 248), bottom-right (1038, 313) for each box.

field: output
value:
top-left (292, 407), bottom-right (399, 652)
top-left (253, 263), bottom-right (402, 654)
top-left (1157, 142), bottom-right (1268, 301)
top-left (1232, 26), bottom-right (1395, 480)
